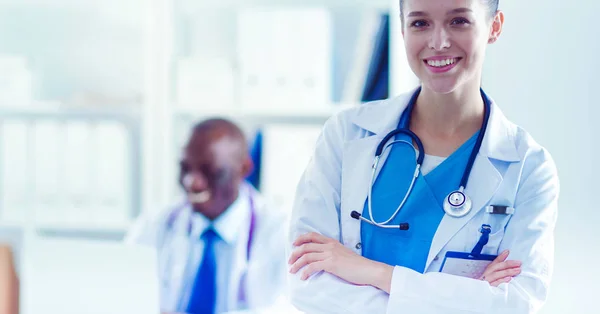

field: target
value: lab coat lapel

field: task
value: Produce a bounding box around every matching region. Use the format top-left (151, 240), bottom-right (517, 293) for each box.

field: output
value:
top-left (227, 203), bottom-right (252, 310)
top-left (424, 101), bottom-right (520, 269)
top-left (340, 92), bottom-right (414, 246)
top-left (167, 219), bottom-right (192, 309)
top-left (341, 135), bottom-right (385, 224)
top-left (425, 154), bottom-right (502, 269)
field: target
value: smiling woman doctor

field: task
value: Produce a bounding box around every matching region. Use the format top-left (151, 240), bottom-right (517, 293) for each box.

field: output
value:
top-left (287, 1), bottom-right (559, 313)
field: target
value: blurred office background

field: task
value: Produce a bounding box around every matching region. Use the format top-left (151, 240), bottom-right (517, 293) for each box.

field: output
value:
top-left (0, 0), bottom-right (597, 313)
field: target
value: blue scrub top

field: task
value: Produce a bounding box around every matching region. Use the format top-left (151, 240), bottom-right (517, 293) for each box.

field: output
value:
top-left (360, 114), bottom-right (479, 273)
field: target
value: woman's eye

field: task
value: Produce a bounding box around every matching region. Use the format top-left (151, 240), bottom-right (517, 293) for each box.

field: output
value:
top-left (410, 20), bottom-right (429, 28)
top-left (451, 18), bottom-right (470, 25)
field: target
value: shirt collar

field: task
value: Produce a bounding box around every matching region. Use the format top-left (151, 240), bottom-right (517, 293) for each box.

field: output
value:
top-left (189, 184), bottom-right (250, 245)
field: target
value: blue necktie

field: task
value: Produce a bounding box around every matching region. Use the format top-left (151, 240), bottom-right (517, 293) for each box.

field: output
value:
top-left (187, 228), bottom-right (218, 314)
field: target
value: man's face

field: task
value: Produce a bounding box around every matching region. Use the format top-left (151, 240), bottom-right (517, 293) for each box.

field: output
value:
top-left (179, 132), bottom-right (245, 219)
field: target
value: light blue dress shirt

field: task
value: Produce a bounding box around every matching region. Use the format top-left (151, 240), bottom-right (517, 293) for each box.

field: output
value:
top-left (176, 188), bottom-right (250, 313)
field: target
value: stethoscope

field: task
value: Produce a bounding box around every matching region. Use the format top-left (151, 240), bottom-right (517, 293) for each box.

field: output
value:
top-left (351, 87), bottom-right (491, 230)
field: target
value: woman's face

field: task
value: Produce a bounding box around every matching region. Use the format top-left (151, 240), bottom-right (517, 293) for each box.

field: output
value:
top-left (401, 0), bottom-right (502, 94)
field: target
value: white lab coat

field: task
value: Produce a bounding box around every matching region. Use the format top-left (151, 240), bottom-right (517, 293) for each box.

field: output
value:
top-left (287, 89), bottom-right (559, 314)
top-left (126, 184), bottom-right (288, 313)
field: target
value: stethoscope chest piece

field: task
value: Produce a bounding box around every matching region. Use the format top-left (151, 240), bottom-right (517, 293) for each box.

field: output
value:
top-left (443, 190), bottom-right (472, 217)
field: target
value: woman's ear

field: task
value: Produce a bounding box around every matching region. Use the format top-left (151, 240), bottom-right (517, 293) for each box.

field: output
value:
top-left (488, 10), bottom-right (505, 44)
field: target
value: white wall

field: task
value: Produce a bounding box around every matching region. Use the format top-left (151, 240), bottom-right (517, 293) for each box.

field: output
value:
top-left (483, 1), bottom-right (598, 313)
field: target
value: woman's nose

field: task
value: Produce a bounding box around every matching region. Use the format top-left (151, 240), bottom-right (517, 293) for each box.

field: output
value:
top-left (429, 26), bottom-right (451, 50)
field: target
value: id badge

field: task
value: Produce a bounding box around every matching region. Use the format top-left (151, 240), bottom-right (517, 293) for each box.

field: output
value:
top-left (439, 251), bottom-right (497, 279)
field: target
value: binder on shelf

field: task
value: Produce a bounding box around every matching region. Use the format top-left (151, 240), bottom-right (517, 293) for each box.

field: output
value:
top-left (175, 56), bottom-right (236, 111)
top-left (0, 122), bottom-right (30, 224)
top-left (246, 128), bottom-right (263, 191)
top-left (340, 12), bottom-right (382, 104)
top-left (237, 8), bottom-right (332, 114)
top-left (32, 121), bottom-right (61, 224)
top-left (341, 13), bottom-right (390, 103)
top-left (361, 14), bottom-right (390, 102)
top-left (93, 122), bottom-right (132, 226)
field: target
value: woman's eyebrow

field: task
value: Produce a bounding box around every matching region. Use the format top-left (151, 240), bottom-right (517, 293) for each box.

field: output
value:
top-left (406, 8), bottom-right (473, 17)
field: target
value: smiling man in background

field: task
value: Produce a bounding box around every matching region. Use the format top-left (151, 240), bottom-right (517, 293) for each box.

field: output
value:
top-left (126, 118), bottom-right (287, 314)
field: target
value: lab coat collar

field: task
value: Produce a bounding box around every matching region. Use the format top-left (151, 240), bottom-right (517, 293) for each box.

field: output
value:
top-left (189, 185), bottom-right (250, 245)
top-left (351, 87), bottom-right (521, 163)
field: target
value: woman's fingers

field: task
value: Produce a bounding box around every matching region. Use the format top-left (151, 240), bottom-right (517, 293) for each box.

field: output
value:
top-left (480, 250), bottom-right (509, 277)
top-left (288, 243), bottom-right (322, 265)
top-left (289, 252), bottom-right (326, 274)
top-left (480, 250), bottom-right (522, 285)
top-left (483, 250), bottom-right (519, 276)
top-left (484, 259), bottom-right (522, 274)
top-left (490, 276), bottom-right (512, 287)
top-left (490, 250), bottom-right (510, 264)
top-left (483, 266), bottom-right (521, 283)
top-left (293, 232), bottom-right (330, 246)
top-left (301, 260), bottom-right (328, 280)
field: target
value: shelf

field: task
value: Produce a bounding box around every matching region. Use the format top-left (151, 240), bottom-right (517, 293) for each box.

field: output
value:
top-left (179, 0), bottom-right (391, 11)
top-left (36, 222), bottom-right (131, 233)
top-left (0, 221), bottom-right (24, 230)
top-left (0, 221), bottom-right (131, 234)
top-left (0, 0), bottom-right (135, 8)
top-left (0, 104), bottom-right (140, 122)
top-left (2, 0), bottom-right (390, 8)
top-left (173, 103), bottom-right (359, 124)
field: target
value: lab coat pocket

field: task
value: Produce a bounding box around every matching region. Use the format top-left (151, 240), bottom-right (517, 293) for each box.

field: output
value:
top-left (465, 213), bottom-right (511, 256)
top-left (481, 230), bottom-right (505, 256)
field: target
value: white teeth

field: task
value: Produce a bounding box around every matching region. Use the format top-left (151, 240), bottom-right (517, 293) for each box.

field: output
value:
top-left (427, 58), bottom-right (456, 67)
top-left (188, 191), bottom-right (211, 204)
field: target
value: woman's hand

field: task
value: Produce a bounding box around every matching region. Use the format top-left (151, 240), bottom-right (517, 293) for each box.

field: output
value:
top-left (288, 232), bottom-right (393, 292)
top-left (480, 250), bottom-right (522, 286)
